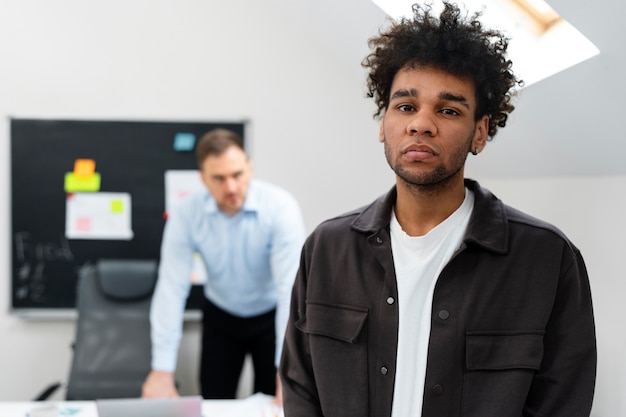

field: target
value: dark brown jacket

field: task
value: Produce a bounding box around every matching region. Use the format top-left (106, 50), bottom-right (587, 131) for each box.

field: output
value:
top-left (280, 179), bottom-right (596, 417)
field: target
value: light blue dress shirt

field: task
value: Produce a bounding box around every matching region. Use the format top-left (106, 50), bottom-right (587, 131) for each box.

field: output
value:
top-left (150, 179), bottom-right (306, 372)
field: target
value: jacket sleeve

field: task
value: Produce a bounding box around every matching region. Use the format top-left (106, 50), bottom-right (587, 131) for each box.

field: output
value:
top-left (524, 247), bottom-right (597, 416)
top-left (279, 245), bottom-right (325, 417)
top-left (269, 194), bottom-right (306, 367)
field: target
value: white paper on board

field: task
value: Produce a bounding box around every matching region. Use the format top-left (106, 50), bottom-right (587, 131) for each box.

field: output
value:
top-left (65, 192), bottom-right (133, 240)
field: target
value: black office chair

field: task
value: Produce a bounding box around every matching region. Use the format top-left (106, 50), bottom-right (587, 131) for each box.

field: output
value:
top-left (35, 259), bottom-right (157, 401)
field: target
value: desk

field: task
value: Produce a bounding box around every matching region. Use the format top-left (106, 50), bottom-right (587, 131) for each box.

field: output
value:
top-left (0, 393), bottom-right (283, 417)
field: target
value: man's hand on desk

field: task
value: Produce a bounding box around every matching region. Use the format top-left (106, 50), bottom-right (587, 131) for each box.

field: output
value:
top-left (142, 370), bottom-right (180, 398)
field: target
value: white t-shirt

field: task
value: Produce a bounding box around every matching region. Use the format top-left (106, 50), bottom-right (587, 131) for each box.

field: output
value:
top-left (390, 189), bottom-right (474, 417)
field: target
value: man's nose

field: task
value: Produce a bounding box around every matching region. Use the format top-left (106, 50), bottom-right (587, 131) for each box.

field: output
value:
top-left (407, 110), bottom-right (437, 136)
top-left (224, 177), bottom-right (238, 192)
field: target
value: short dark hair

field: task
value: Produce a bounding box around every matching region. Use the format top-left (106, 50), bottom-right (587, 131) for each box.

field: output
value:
top-left (362, 1), bottom-right (522, 138)
top-left (195, 128), bottom-right (244, 167)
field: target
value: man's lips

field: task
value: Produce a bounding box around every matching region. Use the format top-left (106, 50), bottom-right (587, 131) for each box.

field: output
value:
top-left (225, 194), bottom-right (240, 203)
top-left (402, 145), bottom-right (436, 161)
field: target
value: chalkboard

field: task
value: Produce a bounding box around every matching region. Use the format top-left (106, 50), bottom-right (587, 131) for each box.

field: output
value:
top-left (10, 118), bottom-right (245, 315)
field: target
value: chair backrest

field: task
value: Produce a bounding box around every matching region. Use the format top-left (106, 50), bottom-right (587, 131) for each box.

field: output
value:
top-left (65, 259), bottom-right (157, 400)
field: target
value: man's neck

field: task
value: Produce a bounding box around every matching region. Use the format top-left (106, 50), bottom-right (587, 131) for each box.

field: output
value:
top-left (393, 177), bottom-right (466, 237)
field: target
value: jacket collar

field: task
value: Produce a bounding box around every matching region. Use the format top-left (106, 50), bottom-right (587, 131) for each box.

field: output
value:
top-left (351, 178), bottom-right (508, 254)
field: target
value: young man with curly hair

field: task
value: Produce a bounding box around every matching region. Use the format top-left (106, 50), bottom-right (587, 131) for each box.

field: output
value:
top-left (279, 2), bottom-right (596, 416)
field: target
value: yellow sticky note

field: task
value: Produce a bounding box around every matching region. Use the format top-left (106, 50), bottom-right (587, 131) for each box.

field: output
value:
top-left (74, 159), bottom-right (96, 178)
top-left (111, 199), bottom-right (124, 213)
top-left (65, 172), bottom-right (101, 192)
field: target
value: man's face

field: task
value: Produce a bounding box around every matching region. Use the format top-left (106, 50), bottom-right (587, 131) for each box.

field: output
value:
top-left (379, 66), bottom-right (488, 190)
top-left (200, 145), bottom-right (252, 216)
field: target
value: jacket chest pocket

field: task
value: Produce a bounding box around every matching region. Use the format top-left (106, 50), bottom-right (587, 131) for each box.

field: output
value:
top-left (296, 301), bottom-right (369, 417)
top-left (466, 331), bottom-right (545, 371)
top-left (462, 331), bottom-right (545, 416)
top-left (298, 301), bottom-right (368, 342)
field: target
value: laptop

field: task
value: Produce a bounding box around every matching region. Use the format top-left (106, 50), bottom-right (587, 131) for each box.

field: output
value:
top-left (96, 396), bottom-right (203, 417)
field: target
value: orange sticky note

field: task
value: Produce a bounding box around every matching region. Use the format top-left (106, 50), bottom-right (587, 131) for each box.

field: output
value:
top-left (74, 159), bottom-right (96, 178)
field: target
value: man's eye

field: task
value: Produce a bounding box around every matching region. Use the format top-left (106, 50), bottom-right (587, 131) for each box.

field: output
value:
top-left (398, 104), bottom-right (414, 112)
top-left (441, 108), bottom-right (460, 116)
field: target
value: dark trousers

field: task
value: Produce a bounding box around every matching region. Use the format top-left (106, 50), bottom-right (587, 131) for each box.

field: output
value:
top-left (200, 298), bottom-right (276, 399)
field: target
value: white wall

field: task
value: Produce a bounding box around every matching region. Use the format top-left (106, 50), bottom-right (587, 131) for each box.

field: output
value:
top-left (0, 1), bottom-right (623, 416)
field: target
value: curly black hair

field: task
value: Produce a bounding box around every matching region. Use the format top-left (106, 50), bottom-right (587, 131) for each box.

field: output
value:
top-left (362, 1), bottom-right (522, 139)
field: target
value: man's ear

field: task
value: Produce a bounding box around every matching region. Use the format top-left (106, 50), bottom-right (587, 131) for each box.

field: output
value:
top-left (472, 115), bottom-right (489, 153)
top-left (378, 121), bottom-right (385, 143)
top-left (199, 168), bottom-right (210, 189)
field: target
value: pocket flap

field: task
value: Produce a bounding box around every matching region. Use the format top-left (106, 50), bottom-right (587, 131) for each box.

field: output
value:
top-left (466, 331), bottom-right (545, 371)
top-left (296, 301), bottom-right (368, 343)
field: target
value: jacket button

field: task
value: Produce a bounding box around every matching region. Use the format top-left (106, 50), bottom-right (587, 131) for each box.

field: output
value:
top-left (376, 237), bottom-right (383, 244)
top-left (386, 297), bottom-right (395, 305)
top-left (380, 367), bottom-right (388, 375)
top-left (438, 310), bottom-right (450, 320)
top-left (432, 384), bottom-right (444, 395)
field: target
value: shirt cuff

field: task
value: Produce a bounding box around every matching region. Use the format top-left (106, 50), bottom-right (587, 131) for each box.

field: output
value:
top-left (151, 350), bottom-right (178, 372)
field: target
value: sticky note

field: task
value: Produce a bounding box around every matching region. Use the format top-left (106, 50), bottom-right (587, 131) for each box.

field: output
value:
top-left (111, 199), bottom-right (124, 213)
top-left (76, 217), bottom-right (91, 232)
top-left (64, 172), bottom-right (101, 192)
top-left (74, 159), bottom-right (96, 178)
top-left (173, 133), bottom-right (196, 151)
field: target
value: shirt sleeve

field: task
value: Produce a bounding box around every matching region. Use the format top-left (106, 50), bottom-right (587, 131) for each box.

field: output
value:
top-left (269, 192), bottom-right (306, 367)
top-left (150, 204), bottom-right (195, 372)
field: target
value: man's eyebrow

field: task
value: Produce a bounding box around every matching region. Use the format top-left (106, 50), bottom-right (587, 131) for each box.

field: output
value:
top-left (390, 88), bottom-right (417, 100)
top-left (440, 91), bottom-right (470, 109)
top-left (390, 89), bottom-right (470, 110)
top-left (212, 170), bottom-right (243, 180)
